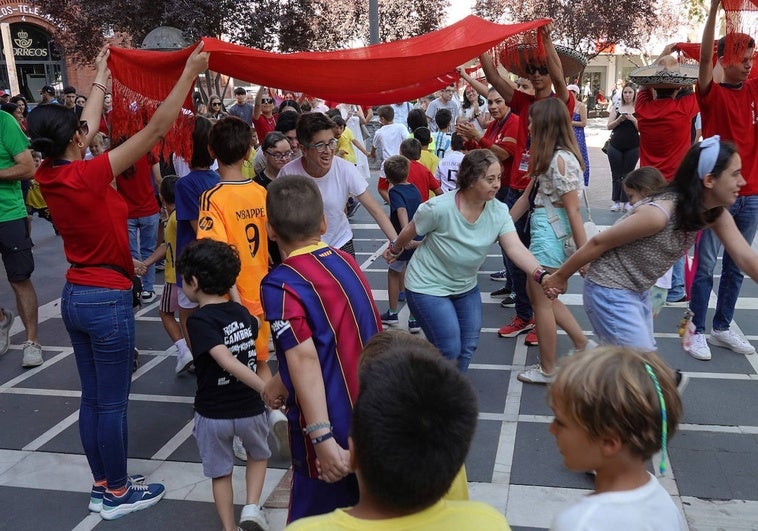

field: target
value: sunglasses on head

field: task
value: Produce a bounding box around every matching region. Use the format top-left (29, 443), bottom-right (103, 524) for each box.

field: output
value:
top-left (525, 64), bottom-right (548, 76)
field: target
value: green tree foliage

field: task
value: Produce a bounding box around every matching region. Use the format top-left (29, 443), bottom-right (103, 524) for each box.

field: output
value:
top-left (473, 0), bottom-right (686, 60)
top-left (32, 0), bottom-right (451, 61)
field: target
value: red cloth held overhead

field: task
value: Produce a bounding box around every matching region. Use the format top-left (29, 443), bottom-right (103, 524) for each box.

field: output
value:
top-left (107, 15), bottom-right (549, 159)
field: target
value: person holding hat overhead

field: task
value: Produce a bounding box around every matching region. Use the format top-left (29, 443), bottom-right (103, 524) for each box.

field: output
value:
top-left (687, 0), bottom-right (758, 361)
top-left (632, 45), bottom-right (700, 307)
top-left (479, 24), bottom-right (576, 346)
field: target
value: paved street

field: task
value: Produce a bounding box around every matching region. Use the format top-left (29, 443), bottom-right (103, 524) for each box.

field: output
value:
top-left (1, 119), bottom-right (758, 530)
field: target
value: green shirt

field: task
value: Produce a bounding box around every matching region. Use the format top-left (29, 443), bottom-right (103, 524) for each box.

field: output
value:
top-left (0, 112), bottom-right (30, 222)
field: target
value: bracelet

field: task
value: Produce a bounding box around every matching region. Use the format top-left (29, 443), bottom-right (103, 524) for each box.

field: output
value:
top-left (92, 82), bottom-right (107, 93)
top-left (388, 240), bottom-right (402, 255)
top-left (303, 421), bottom-right (332, 435)
top-left (311, 431), bottom-right (334, 445)
top-left (532, 268), bottom-right (548, 284)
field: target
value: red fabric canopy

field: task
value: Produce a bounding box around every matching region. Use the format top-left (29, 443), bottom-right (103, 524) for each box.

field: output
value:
top-left (673, 42), bottom-right (758, 79)
top-left (107, 15), bottom-right (549, 156)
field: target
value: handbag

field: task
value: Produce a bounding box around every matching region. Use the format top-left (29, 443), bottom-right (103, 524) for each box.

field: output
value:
top-left (538, 183), bottom-right (598, 258)
top-left (602, 139), bottom-right (610, 154)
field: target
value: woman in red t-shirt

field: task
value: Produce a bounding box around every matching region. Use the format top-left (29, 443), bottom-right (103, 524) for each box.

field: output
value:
top-left (26, 44), bottom-right (209, 520)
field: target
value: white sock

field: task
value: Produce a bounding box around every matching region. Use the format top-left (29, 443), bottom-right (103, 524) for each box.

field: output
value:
top-left (174, 338), bottom-right (189, 356)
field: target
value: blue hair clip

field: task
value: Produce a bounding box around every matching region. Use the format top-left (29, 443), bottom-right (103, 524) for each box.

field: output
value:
top-left (645, 363), bottom-right (668, 474)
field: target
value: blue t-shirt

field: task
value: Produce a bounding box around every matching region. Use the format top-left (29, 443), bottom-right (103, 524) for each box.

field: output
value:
top-left (174, 169), bottom-right (220, 285)
top-left (406, 191), bottom-right (515, 296)
top-left (389, 183), bottom-right (422, 262)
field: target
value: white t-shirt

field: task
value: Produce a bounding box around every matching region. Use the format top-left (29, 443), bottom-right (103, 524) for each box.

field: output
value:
top-left (552, 473), bottom-right (686, 531)
top-left (426, 98), bottom-right (460, 132)
top-left (435, 151), bottom-right (464, 193)
top-left (278, 156), bottom-right (367, 248)
top-left (372, 122), bottom-right (410, 160)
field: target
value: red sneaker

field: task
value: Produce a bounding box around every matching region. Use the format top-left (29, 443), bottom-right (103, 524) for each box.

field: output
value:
top-left (497, 315), bottom-right (535, 337)
top-left (524, 327), bottom-right (539, 346)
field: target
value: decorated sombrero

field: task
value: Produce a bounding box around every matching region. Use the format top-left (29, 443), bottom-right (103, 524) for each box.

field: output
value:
top-left (499, 44), bottom-right (588, 78)
top-left (629, 56), bottom-right (699, 88)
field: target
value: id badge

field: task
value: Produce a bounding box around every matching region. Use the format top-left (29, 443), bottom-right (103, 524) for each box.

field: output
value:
top-left (518, 151), bottom-right (530, 172)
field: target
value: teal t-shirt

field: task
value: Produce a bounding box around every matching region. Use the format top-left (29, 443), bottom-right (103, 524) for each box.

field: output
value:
top-left (405, 191), bottom-right (515, 296)
top-left (0, 111), bottom-right (30, 222)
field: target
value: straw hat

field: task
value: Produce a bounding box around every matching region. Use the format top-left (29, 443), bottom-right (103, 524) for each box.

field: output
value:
top-left (499, 45), bottom-right (588, 79)
top-left (629, 56), bottom-right (698, 88)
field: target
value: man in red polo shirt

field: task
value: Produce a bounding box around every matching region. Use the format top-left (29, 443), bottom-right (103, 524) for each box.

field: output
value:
top-left (480, 26), bottom-right (576, 345)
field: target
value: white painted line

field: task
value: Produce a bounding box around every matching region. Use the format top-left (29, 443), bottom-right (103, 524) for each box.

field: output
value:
top-left (152, 419), bottom-right (195, 461)
top-left (23, 410), bottom-right (79, 452)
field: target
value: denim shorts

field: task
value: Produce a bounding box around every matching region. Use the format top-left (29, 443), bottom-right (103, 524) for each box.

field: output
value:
top-left (388, 258), bottom-right (409, 273)
top-left (193, 411), bottom-right (271, 478)
top-left (529, 208), bottom-right (568, 269)
top-left (584, 279), bottom-right (656, 351)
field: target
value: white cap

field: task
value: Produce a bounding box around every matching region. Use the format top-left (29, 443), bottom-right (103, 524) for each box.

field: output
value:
top-left (566, 84), bottom-right (580, 93)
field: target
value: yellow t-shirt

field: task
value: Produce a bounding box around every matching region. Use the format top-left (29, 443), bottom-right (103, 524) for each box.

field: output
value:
top-left (164, 210), bottom-right (177, 284)
top-left (337, 128), bottom-right (357, 164)
top-left (285, 499), bottom-right (510, 530)
top-left (419, 150), bottom-right (439, 174)
top-left (242, 148), bottom-right (257, 180)
top-left (197, 179), bottom-right (270, 360)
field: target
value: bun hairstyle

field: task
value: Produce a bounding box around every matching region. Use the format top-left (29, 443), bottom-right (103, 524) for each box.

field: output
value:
top-left (27, 105), bottom-right (79, 158)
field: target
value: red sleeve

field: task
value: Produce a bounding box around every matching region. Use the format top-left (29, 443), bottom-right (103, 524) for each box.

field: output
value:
top-left (425, 168), bottom-right (440, 191)
top-left (378, 176), bottom-right (389, 191)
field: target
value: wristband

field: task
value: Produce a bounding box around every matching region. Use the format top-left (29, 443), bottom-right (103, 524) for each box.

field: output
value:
top-left (311, 431), bottom-right (334, 445)
top-left (532, 268), bottom-right (548, 284)
top-left (304, 421), bottom-right (332, 435)
top-left (92, 82), bottom-right (107, 93)
top-left (388, 240), bottom-right (402, 255)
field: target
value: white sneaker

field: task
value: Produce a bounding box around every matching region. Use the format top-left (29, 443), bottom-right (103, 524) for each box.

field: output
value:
top-left (610, 202), bottom-right (621, 212)
top-left (688, 333), bottom-right (711, 361)
top-left (175, 348), bottom-right (194, 374)
top-left (708, 329), bottom-right (756, 355)
top-left (233, 436), bottom-right (247, 461)
top-left (268, 409), bottom-right (290, 459)
top-left (239, 503), bottom-right (269, 531)
top-left (567, 338), bottom-right (599, 356)
top-left (21, 341), bottom-right (43, 368)
top-left (517, 365), bottom-right (554, 384)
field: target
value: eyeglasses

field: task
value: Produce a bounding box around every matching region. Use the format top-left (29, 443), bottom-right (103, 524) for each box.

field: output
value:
top-left (525, 64), bottom-right (549, 76)
top-left (211, 102), bottom-right (221, 107)
top-left (261, 98), bottom-right (274, 104)
top-left (304, 138), bottom-right (338, 153)
top-left (265, 149), bottom-right (293, 160)
top-left (79, 120), bottom-right (89, 136)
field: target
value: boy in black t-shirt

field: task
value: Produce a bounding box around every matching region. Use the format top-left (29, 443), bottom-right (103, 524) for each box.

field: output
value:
top-left (176, 238), bottom-right (273, 531)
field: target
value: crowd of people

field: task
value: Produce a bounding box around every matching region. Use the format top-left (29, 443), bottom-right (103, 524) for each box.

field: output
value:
top-left (1, 1), bottom-right (758, 529)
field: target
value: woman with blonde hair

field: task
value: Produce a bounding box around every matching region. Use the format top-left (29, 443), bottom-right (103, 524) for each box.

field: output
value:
top-left (508, 98), bottom-right (595, 384)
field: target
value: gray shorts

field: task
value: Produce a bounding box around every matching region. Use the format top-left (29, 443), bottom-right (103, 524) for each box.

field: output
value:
top-left (193, 411), bottom-right (271, 478)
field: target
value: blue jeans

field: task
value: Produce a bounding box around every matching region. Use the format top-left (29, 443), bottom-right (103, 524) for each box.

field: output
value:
top-left (406, 286), bottom-right (482, 372)
top-left (584, 279), bottom-right (656, 351)
top-left (666, 256), bottom-right (686, 302)
top-left (504, 187), bottom-right (533, 320)
top-left (128, 213), bottom-right (159, 292)
top-left (61, 283), bottom-right (135, 490)
top-left (690, 195), bottom-right (758, 332)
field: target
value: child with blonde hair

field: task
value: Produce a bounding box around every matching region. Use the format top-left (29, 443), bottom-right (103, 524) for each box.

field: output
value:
top-left (549, 346), bottom-right (685, 530)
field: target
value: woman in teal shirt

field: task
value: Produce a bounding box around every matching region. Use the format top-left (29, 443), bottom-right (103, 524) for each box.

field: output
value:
top-left (384, 149), bottom-right (541, 371)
